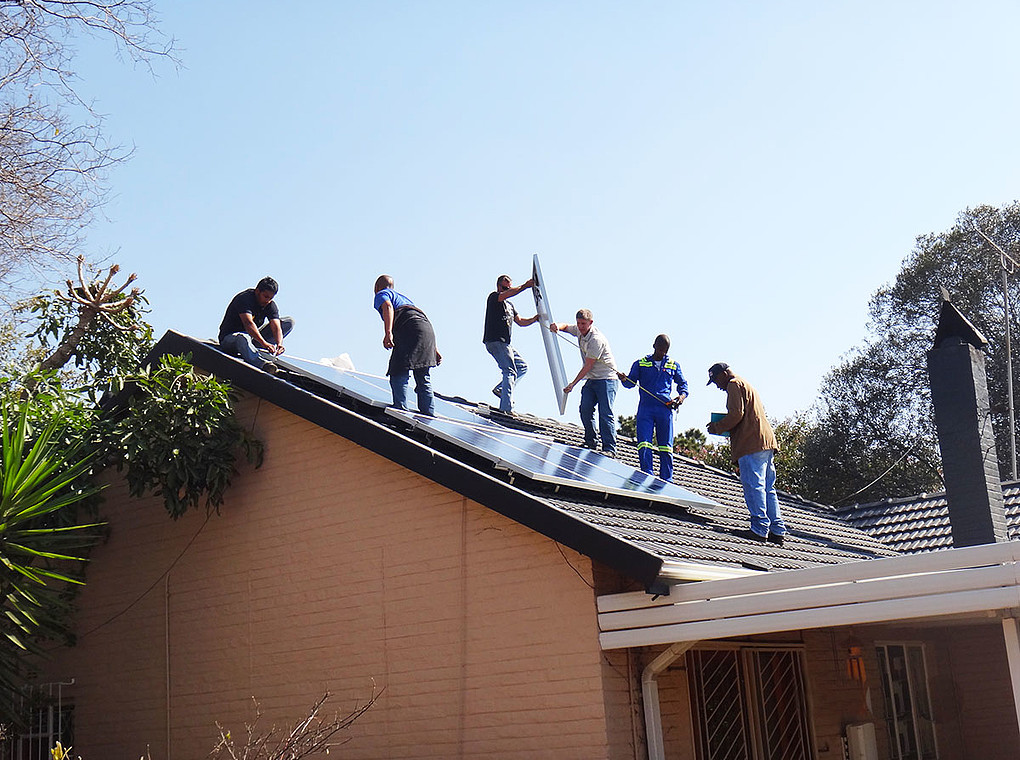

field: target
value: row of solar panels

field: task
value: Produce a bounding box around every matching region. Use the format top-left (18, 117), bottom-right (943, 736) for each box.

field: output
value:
top-left (275, 355), bottom-right (718, 511)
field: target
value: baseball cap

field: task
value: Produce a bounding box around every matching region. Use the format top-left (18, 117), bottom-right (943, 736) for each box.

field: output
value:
top-left (706, 362), bottom-right (730, 385)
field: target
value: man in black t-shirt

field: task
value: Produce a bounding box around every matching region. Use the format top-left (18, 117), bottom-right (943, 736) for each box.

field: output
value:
top-left (218, 276), bottom-right (295, 373)
top-left (483, 274), bottom-right (537, 412)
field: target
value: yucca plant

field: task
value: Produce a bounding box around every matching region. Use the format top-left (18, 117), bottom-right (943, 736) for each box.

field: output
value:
top-left (0, 400), bottom-right (105, 725)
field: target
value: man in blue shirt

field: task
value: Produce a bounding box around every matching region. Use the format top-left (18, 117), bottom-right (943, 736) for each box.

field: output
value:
top-left (618, 334), bottom-right (688, 481)
top-left (373, 274), bottom-right (441, 415)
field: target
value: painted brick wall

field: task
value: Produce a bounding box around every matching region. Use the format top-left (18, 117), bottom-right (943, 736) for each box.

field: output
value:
top-left (39, 396), bottom-right (618, 759)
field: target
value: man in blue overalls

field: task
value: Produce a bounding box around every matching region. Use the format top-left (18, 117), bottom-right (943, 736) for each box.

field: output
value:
top-left (618, 334), bottom-right (688, 481)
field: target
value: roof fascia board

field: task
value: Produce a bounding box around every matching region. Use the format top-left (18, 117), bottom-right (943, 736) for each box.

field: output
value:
top-left (148, 332), bottom-right (664, 586)
top-left (600, 562), bottom-right (1020, 632)
top-left (600, 585), bottom-right (1020, 650)
top-left (598, 539), bottom-right (1020, 614)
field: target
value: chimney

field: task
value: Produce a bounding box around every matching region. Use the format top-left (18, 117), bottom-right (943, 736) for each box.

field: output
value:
top-left (927, 293), bottom-right (1008, 547)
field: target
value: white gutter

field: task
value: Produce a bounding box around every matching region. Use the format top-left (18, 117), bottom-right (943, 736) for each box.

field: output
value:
top-left (657, 560), bottom-right (761, 582)
top-left (642, 642), bottom-right (695, 760)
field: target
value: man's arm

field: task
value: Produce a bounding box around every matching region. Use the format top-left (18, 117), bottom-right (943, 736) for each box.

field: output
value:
top-left (515, 313), bottom-right (539, 327)
top-left (497, 278), bottom-right (535, 302)
top-left (708, 383), bottom-right (745, 433)
top-left (565, 356), bottom-right (597, 394)
top-left (379, 299), bottom-right (395, 349)
top-left (672, 366), bottom-right (689, 406)
top-left (268, 318), bottom-right (285, 355)
top-left (617, 359), bottom-right (639, 388)
top-left (240, 312), bottom-right (276, 352)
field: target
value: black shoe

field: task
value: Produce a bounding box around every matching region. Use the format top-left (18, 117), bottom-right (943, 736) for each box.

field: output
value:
top-left (492, 385), bottom-right (502, 399)
top-left (262, 362), bottom-right (278, 375)
top-left (767, 532), bottom-right (786, 547)
top-left (735, 528), bottom-right (767, 543)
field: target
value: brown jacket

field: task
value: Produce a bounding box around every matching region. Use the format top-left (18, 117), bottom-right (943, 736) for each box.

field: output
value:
top-left (713, 374), bottom-right (777, 462)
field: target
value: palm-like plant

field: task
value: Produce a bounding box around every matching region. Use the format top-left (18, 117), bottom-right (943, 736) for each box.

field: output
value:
top-left (0, 400), bottom-right (104, 724)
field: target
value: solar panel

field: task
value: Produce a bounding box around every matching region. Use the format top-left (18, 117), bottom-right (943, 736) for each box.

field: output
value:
top-left (276, 356), bottom-right (504, 428)
top-left (275, 356), bottom-right (392, 407)
top-left (397, 414), bottom-right (719, 510)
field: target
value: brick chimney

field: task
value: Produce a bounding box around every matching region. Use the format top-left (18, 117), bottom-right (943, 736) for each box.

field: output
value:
top-left (927, 295), bottom-right (1008, 547)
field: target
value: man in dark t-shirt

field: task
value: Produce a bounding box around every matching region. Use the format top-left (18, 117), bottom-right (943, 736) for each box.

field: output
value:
top-left (483, 274), bottom-right (537, 412)
top-left (218, 276), bottom-right (295, 373)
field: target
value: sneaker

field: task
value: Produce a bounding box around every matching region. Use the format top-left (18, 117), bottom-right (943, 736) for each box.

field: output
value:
top-left (735, 528), bottom-right (767, 543)
top-left (767, 532), bottom-right (786, 547)
top-left (262, 362), bottom-right (278, 375)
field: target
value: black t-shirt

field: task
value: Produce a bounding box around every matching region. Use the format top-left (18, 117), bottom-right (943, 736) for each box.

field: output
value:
top-left (218, 289), bottom-right (280, 341)
top-left (482, 291), bottom-right (517, 344)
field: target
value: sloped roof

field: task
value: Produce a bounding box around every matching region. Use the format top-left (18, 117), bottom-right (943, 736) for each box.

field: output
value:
top-left (838, 482), bottom-right (1020, 553)
top-left (150, 332), bottom-right (894, 588)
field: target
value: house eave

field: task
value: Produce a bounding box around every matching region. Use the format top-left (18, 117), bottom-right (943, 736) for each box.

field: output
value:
top-left (599, 539), bottom-right (1020, 650)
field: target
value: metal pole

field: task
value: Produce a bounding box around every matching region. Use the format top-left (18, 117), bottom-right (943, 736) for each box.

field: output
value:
top-left (1004, 262), bottom-right (1018, 480)
top-left (975, 227), bottom-right (1019, 480)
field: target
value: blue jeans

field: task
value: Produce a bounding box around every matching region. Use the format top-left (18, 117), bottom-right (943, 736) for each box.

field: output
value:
top-left (636, 404), bottom-right (674, 480)
top-left (391, 368), bottom-right (434, 416)
top-left (579, 378), bottom-right (618, 454)
top-left (220, 317), bottom-right (295, 368)
top-left (738, 449), bottom-right (786, 537)
top-left (485, 341), bottom-right (527, 412)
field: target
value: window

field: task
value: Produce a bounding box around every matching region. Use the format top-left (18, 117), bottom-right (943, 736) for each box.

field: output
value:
top-left (875, 643), bottom-right (937, 760)
top-left (4, 684), bottom-right (73, 760)
top-left (688, 646), bottom-right (814, 760)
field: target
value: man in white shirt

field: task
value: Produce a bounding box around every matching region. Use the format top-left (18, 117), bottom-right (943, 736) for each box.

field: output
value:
top-left (551, 309), bottom-right (619, 455)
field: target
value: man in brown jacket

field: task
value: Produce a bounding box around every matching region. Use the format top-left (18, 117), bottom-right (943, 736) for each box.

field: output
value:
top-left (706, 362), bottom-right (787, 546)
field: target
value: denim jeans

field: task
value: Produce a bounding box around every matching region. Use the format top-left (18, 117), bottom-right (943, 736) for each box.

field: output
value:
top-left (636, 404), bottom-right (674, 480)
top-left (485, 341), bottom-right (527, 412)
top-left (220, 317), bottom-right (295, 368)
top-left (579, 378), bottom-right (618, 454)
top-left (738, 448), bottom-right (786, 537)
top-left (390, 368), bottom-right (434, 416)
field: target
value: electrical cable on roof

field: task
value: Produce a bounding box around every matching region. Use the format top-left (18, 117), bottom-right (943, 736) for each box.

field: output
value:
top-left (553, 331), bottom-right (680, 410)
top-left (832, 442), bottom-right (920, 506)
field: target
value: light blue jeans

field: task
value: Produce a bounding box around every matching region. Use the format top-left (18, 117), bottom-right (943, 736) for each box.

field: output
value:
top-left (220, 317), bottom-right (295, 368)
top-left (738, 448), bottom-right (786, 537)
top-left (391, 368), bottom-right (434, 416)
top-left (579, 378), bottom-right (618, 454)
top-left (485, 341), bottom-right (527, 412)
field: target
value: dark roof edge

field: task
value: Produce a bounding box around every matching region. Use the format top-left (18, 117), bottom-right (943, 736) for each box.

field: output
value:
top-left (148, 331), bottom-right (664, 587)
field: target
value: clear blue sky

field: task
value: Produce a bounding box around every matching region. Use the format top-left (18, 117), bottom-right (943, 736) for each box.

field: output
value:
top-left (69, 1), bottom-right (1020, 432)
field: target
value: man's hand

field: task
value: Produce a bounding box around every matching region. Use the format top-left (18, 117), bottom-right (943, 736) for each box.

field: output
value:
top-left (550, 323), bottom-right (560, 333)
top-left (617, 371), bottom-right (628, 383)
top-left (524, 277), bottom-right (536, 289)
top-left (383, 331), bottom-right (394, 349)
top-left (563, 381), bottom-right (574, 394)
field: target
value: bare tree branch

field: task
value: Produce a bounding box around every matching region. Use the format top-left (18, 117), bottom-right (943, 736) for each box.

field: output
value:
top-left (0, 1), bottom-right (178, 293)
top-left (210, 689), bottom-right (381, 760)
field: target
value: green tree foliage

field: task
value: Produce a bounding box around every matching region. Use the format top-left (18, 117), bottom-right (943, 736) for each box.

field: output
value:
top-left (0, 278), bottom-right (263, 725)
top-left (0, 400), bottom-right (104, 722)
top-left (800, 203), bottom-right (1020, 504)
top-left (114, 354), bottom-right (263, 520)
